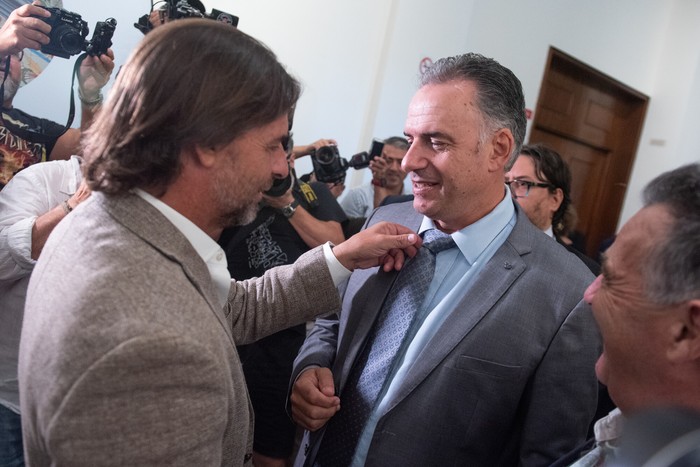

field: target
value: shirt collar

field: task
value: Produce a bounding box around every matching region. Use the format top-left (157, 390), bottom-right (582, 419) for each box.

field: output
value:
top-left (419, 189), bottom-right (515, 265)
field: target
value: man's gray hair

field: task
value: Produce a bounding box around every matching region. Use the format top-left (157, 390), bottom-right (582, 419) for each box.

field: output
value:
top-left (420, 53), bottom-right (526, 167)
top-left (642, 163), bottom-right (700, 304)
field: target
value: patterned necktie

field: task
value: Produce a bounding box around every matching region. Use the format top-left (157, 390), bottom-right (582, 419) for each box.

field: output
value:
top-left (315, 229), bottom-right (456, 467)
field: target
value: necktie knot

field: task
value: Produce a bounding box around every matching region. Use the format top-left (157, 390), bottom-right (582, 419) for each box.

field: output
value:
top-left (422, 228), bottom-right (456, 254)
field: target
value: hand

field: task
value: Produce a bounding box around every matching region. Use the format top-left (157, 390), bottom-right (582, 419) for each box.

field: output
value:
top-left (78, 48), bottom-right (115, 99)
top-left (0, 2), bottom-right (50, 57)
top-left (66, 179), bottom-right (91, 210)
top-left (369, 155), bottom-right (389, 180)
top-left (332, 221), bottom-right (421, 272)
top-left (290, 367), bottom-right (340, 431)
top-left (327, 181), bottom-right (345, 198)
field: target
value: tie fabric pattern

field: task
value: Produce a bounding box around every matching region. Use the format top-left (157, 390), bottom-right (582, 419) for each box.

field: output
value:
top-left (315, 228), bottom-right (456, 466)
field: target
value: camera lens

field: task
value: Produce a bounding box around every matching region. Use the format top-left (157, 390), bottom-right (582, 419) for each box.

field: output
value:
top-left (314, 146), bottom-right (337, 164)
top-left (57, 28), bottom-right (84, 55)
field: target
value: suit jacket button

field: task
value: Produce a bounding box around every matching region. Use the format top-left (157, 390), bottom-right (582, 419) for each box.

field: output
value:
top-left (244, 453), bottom-right (253, 462)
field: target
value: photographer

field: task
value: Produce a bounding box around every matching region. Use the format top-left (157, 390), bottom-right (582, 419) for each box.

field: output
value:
top-left (219, 137), bottom-right (346, 467)
top-left (0, 2), bottom-right (114, 189)
top-left (339, 135), bottom-right (409, 218)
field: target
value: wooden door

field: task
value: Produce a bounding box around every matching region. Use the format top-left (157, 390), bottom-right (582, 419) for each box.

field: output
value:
top-left (529, 47), bottom-right (649, 258)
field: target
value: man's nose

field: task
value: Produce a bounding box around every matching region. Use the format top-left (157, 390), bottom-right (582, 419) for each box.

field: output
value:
top-left (401, 145), bottom-right (426, 173)
top-left (584, 275), bottom-right (602, 305)
top-left (271, 148), bottom-right (289, 179)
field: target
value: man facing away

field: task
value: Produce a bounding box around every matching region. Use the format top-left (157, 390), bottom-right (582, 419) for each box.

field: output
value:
top-left (290, 53), bottom-right (600, 466)
top-left (18, 20), bottom-right (419, 467)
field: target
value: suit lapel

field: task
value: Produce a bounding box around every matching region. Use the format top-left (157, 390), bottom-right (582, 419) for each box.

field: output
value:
top-left (336, 202), bottom-right (423, 392)
top-left (97, 192), bottom-right (235, 345)
top-left (379, 208), bottom-right (536, 415)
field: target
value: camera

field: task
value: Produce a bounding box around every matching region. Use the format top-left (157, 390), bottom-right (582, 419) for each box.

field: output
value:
top-left (311, 140), bottom-right (385, 185)
top-left (265, 163), bottom-right (295, 197)
top-left (34, 6), bottom-right (116, 59)
top-left (134, 0), bottom-right (239, 35)
top-left (85, 18), bottom-right (117, 57)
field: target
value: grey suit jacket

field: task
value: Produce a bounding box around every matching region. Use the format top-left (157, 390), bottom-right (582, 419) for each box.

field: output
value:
top-left (291, 201), bottom-right (600, 466)
top-left (19, 192), bottom-right (341, 467)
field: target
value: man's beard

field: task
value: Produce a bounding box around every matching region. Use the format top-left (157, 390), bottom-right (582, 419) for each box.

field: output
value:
top-left (212, 166), bottom-right (265, 228)
top-left (2, 75), bottom-right (19, 103)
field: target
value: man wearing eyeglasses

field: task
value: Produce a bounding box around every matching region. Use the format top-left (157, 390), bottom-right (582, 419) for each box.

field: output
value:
top-left (505, 144), bottom-right (600, 275)
top-left (0, 2), bottom-right (114, 189)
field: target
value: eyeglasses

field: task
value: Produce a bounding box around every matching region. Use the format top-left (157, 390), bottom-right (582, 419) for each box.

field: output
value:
top-left (506, 179), bottom-right (554, 198)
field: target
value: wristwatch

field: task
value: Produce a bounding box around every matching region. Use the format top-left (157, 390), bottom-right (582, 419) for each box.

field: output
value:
top-left (280, 199), bottom-right (300, 219)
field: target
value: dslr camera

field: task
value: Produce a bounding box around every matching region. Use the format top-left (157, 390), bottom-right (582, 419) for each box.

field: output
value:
top-left (134, 0), bottom-right (239, 34)
top-left (311, 140), bottom-right (385, 185)
top-left (34, 6), bottom-right (116, 59)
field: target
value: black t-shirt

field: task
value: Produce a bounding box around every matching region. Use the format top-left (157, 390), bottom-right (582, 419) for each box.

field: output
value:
top-left (219, 181), bottom-right (347, 280)
top-left (0, 107), bottom-right (64, 188)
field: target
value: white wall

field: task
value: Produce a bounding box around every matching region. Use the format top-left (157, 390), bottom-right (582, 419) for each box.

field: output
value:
top-left (13, 0), bottom-right (700, 229)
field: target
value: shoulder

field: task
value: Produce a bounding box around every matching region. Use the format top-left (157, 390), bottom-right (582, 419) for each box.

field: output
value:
top-left (507, 210), bottom-right (595, 289)
top-left (368, 200), bottom-right (419, 229)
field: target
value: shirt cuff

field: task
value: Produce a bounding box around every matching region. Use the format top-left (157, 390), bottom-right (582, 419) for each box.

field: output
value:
top-left (322, 241), bottom-right (351, 287)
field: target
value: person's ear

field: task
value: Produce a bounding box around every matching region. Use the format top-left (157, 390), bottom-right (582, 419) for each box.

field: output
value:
top-left (550, 187), bottom-right (564, 213)
top-left (667, 300), bottom-right (700, 362)
top-left (488, 128), bottom-right (514, 172)
top-left (191, 144), bottom-right (219, 169)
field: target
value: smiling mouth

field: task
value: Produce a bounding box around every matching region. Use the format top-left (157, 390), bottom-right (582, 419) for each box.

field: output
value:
top-left (413, 180), bottom-right (438, 190)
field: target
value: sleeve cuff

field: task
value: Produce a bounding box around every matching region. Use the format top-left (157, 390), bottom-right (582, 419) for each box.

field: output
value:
top-left (322, 241), bottom-right (351, 287)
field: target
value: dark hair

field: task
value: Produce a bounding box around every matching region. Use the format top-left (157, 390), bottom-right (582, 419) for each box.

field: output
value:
top-left (420, 53), bottom-right (526, 165)
top-left (641, 163), bottom-right (700, 304)
top-left (519, 144), bottom-right (572, 236)
top-left (383, 136), bottom-right (409, 151)
top-left (84, 19), bottom-right (301, 195)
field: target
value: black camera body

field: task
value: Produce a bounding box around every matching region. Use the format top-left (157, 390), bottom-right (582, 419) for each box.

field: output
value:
top-left (35, 6), bottom-right (116, 59)
top-left (311, 140), bottom-right (385, 185)
top-left (265, 163), bottom-right (295, 197)
top-left (134, 1), bottom-right (239, 35)
top-left (348, 139), bottom-right (385, 169)
top-left (85, 18), bottom-right (117, 57)
top-left (36, 7), bottom-right (88, 59)
top-left (312, 145), bottom-right (349, 185)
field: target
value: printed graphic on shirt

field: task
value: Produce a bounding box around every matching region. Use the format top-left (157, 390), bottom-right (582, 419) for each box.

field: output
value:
top-left (0, 123), bottom-right (48, 187)
top-left (246, 215), bottom-right (288, 270)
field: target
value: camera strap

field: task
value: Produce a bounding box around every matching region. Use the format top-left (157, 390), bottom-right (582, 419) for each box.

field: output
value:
top-left (297, 178), bottom-right (320, 209)
top-left (63, 53), bottom-right (88, 135)
top-left (0, 55), bottom-right (10, 104)
top-left (0, 53), bottom-right (86, 143)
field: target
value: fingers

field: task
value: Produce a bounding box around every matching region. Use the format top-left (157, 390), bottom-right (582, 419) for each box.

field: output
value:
top-left (1, 4), bottom-right (51, 54)
top-left (313, 138), bottom-right (337, 149)
top-left (290, 368), bottom-right (340, 431)
top-left (332, 222), bottom-right (420, 271)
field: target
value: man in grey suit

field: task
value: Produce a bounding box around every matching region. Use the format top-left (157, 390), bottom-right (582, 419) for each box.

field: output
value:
top-left (18, 20), bottom-right (420, 467)
top-left (290, 53), bottom-right (601, 466)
